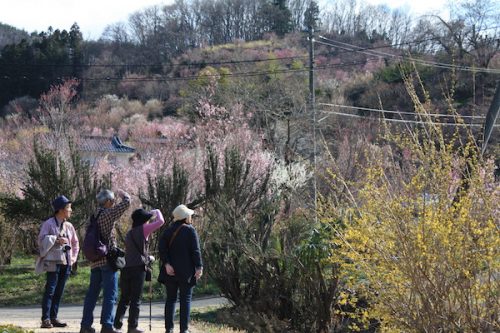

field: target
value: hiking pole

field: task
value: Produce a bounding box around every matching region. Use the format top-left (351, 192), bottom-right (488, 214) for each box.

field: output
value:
top-left (149, 262), bottom-right (153, 331)
top-left (149, 256), bottom-right (154, 332)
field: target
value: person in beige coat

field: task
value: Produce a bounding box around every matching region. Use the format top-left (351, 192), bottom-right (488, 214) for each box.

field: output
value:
top-left (37, 195), bottom-right (79, 329)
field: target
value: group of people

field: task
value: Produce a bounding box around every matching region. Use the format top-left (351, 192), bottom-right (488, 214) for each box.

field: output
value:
top-left (36, 189), bottom-right (203, 333)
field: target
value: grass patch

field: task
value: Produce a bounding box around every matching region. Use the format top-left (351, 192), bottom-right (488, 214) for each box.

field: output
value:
top-left (0, 255), bottom-right (219, 306)
top-left (0, 324), bottom-right (34, 333)
top-left (191, 306), bottom-right (221, 323)
top-left (192, 320), bottom-right (245, 333)
top-left (191, 307), bottom-right (246, 333)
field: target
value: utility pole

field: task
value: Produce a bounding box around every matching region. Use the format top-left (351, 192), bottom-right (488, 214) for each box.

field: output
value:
top-left (309, 25), bottom-right (318, 223)
top-left (481, 81), bottom-right (500, 156)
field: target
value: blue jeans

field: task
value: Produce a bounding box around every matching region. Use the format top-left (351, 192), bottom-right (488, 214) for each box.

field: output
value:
top-left (81, 264), bottom-right (118, 329)
top-left (41, 264), bottom-right (70, 321)
top-left (164, 277), bottom-right (194, 332)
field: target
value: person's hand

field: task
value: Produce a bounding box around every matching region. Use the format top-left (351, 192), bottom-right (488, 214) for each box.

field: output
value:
top-left (57, 237), bottom-right (68, 245)
top-left (195, 267), bottom-right (203, 280)
top-left (165, 263), bottom-right (175, 276)
top-left (116, 189), bottom-right (126, 199)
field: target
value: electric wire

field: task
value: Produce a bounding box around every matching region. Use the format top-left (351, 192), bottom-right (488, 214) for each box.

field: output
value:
top-left (1, 58), bottom-right (380, 82)
top-left (318, 109), bottom-right (498, 128)
top-left (316, 35), bottom-right (500, 75)
top-left (318, 103), bottom-right (487, 119)
top-left (0, 34), bottom-right (466, 70)
top-left (0, 55), bottom-right (310, 69)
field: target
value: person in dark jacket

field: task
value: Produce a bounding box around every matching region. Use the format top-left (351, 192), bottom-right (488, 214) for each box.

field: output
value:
top-left (114, 208), bottom-right (164, 333)
top-left (158, 204), bottom-right (203, 333)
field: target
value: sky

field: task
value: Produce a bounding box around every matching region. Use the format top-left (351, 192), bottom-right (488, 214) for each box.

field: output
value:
top-left (364, 0), bottom-right (448, 16)
top-left (0, 0), bottom-right (448, 40)
top-left (0, 0), bottom-right (175, 40)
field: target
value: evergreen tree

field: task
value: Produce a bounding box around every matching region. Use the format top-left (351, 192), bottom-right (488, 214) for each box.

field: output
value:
top-left (0, 25), bottom-right (84, 109)
top-left (139, 159), bottom-right (193, 251)
top-left (259, 0), bottom-right (292, 37)
top-left (0, 140), bottom-right (110, 228)
top-left (304, 0), bottom-right (320, 31)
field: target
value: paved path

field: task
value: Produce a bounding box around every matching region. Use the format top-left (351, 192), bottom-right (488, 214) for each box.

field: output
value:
top-left (0, 297), bottom-right (228, 333)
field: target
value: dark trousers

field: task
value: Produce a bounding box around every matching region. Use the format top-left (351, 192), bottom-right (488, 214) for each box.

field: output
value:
top-left (164, 277), bottom-right (194, 332)
top-left (41, 264), bottom-right (70, 321)
top-left (114, 266), bottom-right (146, 329)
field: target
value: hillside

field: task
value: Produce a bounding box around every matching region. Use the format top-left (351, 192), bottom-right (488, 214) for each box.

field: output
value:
top-left (0, 22), bottom-right (29, 49)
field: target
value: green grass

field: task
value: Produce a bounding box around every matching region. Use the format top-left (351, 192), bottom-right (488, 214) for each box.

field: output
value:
top-left (0, 325), bottom-right (34, 333)
top-left (191, 307), bottom-right (245, 333)
top-left (0, 255), bottom-right (219, 306)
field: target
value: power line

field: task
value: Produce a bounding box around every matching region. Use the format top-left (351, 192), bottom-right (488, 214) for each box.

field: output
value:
top-left (317, 35), bottom-right (500, 74)
top-left (1, 58), bottom-right (380, 82)
top-left (1, 67), bottom-right (308, 82)
top-left (318, 36), bottom-right (441, 55)
top-left (0, 55), bottom-right (309, 69)
top-left (318, 109), bottom-right (498, 128)
top-left (319, 103), bottom-right (487, 119)
top-left (0, 37), bottom-right (438, 70)
top-left (316, 36), bottom-right (500, 75)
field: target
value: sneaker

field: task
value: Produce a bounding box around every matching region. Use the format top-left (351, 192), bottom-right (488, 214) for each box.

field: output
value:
top-left (80, 326), bottom-right (96, 333)
top-left (127, 328), bottom-right (144, 333)
top-left (101, 327), bottom-right (122, 333)
top-left (41, 319), bottom-right (53, 329)
top-left (51, 319), bottom-right (68, 327)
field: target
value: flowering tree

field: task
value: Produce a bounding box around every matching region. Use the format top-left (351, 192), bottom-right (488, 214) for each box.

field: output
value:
top-left (37, 79), bottom-right (79, 137)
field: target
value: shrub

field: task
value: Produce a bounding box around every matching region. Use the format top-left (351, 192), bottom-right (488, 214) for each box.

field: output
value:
top-left (0, 212), bottom-right (18, 264)
top-left (0, 141), bottom-right (111, 230)
top-left (202, 147), bottom-right (358, 332)
top-left (328, 78), bottom-right (500, 332)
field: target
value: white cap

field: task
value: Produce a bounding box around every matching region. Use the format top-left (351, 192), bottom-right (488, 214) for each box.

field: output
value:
top-left (172, 204), bottom-right (194, 221)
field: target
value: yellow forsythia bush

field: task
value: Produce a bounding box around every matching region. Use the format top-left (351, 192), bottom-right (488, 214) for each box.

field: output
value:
top-left (333, 132), bottom-right (499, 332)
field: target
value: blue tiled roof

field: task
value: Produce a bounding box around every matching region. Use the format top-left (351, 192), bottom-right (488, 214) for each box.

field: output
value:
top-left (79, 135), bottom-right (135, 153)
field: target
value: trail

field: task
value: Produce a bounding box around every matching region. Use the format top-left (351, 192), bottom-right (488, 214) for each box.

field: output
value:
top-left (0, 297), bottom-right (228, 333)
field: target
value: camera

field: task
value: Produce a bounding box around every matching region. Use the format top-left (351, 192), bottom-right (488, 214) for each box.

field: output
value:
top-left (62, 245), bottom-right (71, 252)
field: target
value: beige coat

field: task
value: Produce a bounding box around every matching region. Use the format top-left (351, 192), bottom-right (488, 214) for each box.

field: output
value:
top-left (35, 235), bottom-right (65, 273)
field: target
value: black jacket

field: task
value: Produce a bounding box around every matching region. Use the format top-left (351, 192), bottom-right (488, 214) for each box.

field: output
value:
top-left (158, 221), bottom-right (202, 284)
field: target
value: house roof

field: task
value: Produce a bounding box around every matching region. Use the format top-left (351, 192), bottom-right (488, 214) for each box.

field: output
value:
top-left (79, 135), bottom-right (136, 153)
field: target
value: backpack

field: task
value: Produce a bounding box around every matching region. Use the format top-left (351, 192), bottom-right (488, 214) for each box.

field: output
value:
top-left (82, 210), bottom-right (108, 261)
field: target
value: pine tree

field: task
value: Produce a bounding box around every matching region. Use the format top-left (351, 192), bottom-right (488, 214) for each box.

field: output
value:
top-left (0, 140), bottom-right (110, 227)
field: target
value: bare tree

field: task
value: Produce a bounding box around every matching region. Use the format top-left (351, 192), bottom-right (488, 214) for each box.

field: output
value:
top-left (416, 0), bottom-right (499, 68)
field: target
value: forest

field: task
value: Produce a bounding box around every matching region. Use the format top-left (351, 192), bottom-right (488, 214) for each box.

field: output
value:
top-left (0, 0), bottom-right (498, 332)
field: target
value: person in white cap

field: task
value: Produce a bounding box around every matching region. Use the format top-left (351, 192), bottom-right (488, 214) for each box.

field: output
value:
top-left (158, 204), bottom-right (203, 333)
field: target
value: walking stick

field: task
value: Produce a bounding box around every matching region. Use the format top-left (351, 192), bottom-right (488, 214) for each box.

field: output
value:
top-left (149, 265), bottom-right (153, 331)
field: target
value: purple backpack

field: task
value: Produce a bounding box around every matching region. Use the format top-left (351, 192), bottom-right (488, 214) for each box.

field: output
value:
top-left (82, 210), bottom-right (108, 261)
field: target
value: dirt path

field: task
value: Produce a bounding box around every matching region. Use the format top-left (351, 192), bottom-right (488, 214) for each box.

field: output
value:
top-left (0, 297), bottom-right (228, 333)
